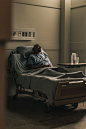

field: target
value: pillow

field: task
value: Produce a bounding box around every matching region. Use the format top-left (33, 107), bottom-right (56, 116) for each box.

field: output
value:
top-left (16, 46), bottom-right (48, 58)
top-left (16, 46), bottom-right (34, 58)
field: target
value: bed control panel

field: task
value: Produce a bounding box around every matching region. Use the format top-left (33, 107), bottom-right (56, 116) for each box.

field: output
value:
top-left (11, 28), bottom-right (35, 40)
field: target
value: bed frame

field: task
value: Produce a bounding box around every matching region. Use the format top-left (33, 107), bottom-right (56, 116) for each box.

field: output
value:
top-left (54, 81), bottom-right (86, 106)
top-left (9, 61), bottom-right (86, 113)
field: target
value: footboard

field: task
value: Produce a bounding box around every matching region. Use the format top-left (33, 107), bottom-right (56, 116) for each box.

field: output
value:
top-left (54, 80), bottom-right (86, 106)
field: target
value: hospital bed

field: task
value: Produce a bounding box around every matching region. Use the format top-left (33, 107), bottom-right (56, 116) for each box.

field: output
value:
top-left (8, 46), bottom-right (86, 112)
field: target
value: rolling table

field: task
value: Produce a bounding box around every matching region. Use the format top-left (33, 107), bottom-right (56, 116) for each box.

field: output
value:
top-left (57, 63), bottom-right (86, 68)
top-left (57, 63), bottom-right (86, 75)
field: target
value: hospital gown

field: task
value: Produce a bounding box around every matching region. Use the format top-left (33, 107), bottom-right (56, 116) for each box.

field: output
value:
top-left (28, 53), bottom-right (52, 67)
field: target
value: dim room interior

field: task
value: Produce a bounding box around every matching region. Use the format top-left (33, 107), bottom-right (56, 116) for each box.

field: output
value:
top-left (6, 0), bottom-right (86, 129)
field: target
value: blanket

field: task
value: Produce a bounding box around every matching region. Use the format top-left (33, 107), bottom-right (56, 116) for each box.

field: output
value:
top-left (17, 67), bottom-right (86, 104)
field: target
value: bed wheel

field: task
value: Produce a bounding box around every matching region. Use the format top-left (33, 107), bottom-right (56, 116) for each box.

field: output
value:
top-left (45, 106), bottom-right (50, 113)
top-left (72, 103), bottom-right (78, 108)
top-left (13, 95), bottom-right (17, 100)
top-left (45, 102), bottom-right (50, 113)
top-left (74, 103), bottom-right (78, 108)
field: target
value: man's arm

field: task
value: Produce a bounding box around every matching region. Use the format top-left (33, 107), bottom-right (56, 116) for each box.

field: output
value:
top-left (29, 64), bottom-right (51, 69)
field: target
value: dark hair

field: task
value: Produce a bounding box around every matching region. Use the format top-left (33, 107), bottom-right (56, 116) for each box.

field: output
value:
top-left (33, 44), bottom-right (39, 51)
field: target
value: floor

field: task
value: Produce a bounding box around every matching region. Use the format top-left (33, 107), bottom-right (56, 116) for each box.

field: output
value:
top-left (6, 95), bottom-right (86, 129)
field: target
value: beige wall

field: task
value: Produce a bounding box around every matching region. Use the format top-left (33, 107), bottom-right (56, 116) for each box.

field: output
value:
top-left (71, 0), bottom-right (86, 6)
top-left (6, 0), bottom-right (60, 66)
top-left (13, 0), bottom-right (60, 8)
top-left (71, 0), bottom-right (86, 73)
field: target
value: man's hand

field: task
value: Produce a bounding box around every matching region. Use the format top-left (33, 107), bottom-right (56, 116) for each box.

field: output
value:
top-left (29, 64), bottom-right (52, 69)
top-left (44, 64), bottom-right (52, 67)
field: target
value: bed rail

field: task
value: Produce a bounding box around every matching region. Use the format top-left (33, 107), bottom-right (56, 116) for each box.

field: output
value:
top-left (54, 80), bottom-right (86, 106)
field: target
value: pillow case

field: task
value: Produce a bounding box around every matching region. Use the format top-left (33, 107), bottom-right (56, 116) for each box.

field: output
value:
top-left (16, 46), bottom-right (34, 58)
top-left (16, 46), bottom-right (48, 58)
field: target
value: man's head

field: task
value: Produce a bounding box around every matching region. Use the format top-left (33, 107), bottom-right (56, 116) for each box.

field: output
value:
top-left (33, 44), bottom-right (41, 54)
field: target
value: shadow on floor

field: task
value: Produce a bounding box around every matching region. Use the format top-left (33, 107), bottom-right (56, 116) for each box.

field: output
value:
top-left (6, 95), bottom-right (86, 128)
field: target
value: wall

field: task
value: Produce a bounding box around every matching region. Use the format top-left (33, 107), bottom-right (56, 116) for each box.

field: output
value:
top-left (6, 0), bottom-right (61, 66)
top-left (70, 0), bottom-right (86, 73)
top-left (7, 0), bottom-right (61, 95)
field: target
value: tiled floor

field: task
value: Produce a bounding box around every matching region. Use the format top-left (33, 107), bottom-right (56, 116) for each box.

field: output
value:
top-left (6, 95), bottom-right (86, 129)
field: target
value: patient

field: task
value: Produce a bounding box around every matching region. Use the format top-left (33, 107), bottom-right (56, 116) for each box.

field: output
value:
top-left (28, 44), bottom-right (52, 69)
